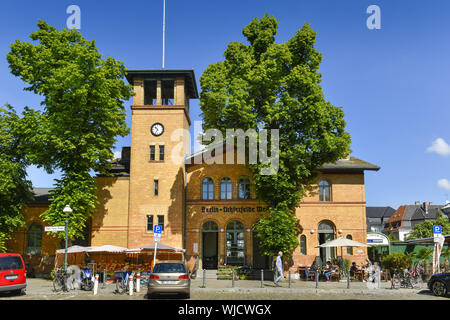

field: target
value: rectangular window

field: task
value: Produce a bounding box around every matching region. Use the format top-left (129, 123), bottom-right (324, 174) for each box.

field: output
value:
top-left (146, 215), bottom-right (154, 232)
top-left (159, 145), bottom-right (165, 161)
top-left (161, 79), bottom-right (174, 105)
top-left (154, 180), bottom-right (159, 196)
top-left (150, 145), bottom-right (155, 161)
top-left (157, 215), bottom-right (165, 232)
top-left (144, 80), bottom-right (157, 105)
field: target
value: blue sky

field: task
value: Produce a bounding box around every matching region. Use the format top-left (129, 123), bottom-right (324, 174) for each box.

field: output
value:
top-left (1, 0), bottom-right (450, 208)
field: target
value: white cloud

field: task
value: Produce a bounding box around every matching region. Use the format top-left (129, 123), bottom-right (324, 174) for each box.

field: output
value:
top-left (437, 179), bottom-right (450, 190)
top-left (427, 138), bottom-right (450, 156)
top-left (113, 150), bottom-right (121, 159)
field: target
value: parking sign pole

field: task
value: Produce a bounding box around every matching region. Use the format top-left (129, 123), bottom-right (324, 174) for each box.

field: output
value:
top-left (153, 242), bottom-right (158, 271)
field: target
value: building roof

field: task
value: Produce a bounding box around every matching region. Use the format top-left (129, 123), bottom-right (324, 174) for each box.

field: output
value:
top-left (28, 188), bottom-right (53, 205)
top-left (125, 69), bottom-right (199, 99)
top-left (385, 202), bottom-right (447, 231)
top-left (319, 157), bottom-right (380, 172)
top-left (366, 206), bottom-right (396, 219)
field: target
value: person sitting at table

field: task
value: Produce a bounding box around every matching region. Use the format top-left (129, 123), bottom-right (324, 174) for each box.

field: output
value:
top-left (304, 261), bottom-right (318, 279)
top-left (349, 262), bottom-right (360, 278)
top-left (324, 261), bottom-right (337, 282)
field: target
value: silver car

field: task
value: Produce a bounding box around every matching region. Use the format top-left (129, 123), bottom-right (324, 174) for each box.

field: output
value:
top-left (147, 260), bottom-right (190, 299)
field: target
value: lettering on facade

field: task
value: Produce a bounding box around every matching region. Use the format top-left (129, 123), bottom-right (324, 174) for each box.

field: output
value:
top-left (201, 206), bottom-right (268, 213)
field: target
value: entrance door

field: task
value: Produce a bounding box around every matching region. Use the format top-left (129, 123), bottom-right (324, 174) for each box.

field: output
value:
top-left (225, 221), bottom-right (245, 266)
top-left (252, 231), bottom-right (271, 269)
top-left (318, 221), bottom-right (335, 264)
top-left (202, 221), bottom-right (218, 269)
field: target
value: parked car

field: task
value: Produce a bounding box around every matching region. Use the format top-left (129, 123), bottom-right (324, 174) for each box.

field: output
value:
top-left (0, 253), bottom-right (27, 295)
top-left (427, 272), bottom-right (450, 297)
top-left (147, 260), bottom-right (190, 299)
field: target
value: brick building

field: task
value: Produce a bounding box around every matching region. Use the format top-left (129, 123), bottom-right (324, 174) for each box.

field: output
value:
top-left (6, 69), bottom-right (380, 273)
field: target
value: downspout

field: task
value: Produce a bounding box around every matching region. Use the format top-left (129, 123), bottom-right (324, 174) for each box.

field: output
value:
top-left (183, 162), bottom-right (187, 262)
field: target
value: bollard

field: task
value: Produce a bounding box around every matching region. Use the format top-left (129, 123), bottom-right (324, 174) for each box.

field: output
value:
top-left (347, 268), bottom-right (350, 289)
top-left (93, 274), bottom-right (99, 295)
top-left (136, 272), bottom-right (141, 293)
top-left (202, 269), bottom-right (206, 288)
top-left (232, 269), bottom-right (235, 288)
top-left (315, 271), bottom-right (319, 288)
top-left (288, 271), bottom-right (291, 288)
top-left (260, 269), bottom-right (264, 288)
top-left (129, 273), bottom-right (134, 296)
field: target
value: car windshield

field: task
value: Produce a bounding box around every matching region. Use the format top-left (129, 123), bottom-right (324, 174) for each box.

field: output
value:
top-left (153, 263), bottom-right (186, 274)
top-left (0, 256), bottom-right (23, 271)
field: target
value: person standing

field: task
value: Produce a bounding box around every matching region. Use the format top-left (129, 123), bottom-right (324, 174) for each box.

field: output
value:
top-left (274, 251), bottom-right (283, 287)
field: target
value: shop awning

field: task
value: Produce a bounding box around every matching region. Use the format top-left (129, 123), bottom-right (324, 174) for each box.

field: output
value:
top-left (126, 243), bottom-right (186, 253)
top-left (56, 245), bottom-right (128, 254)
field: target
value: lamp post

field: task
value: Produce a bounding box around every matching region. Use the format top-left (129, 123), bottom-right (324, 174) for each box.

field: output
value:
top-left (63, 205), bottom-right (72, 271)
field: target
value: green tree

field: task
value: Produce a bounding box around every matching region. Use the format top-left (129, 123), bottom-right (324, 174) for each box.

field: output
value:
top-left (6, 20), bottom-right (133, 241)
top-left (405, 213), bottom-right (450, 240)
top-left (199, 15), bottom-right (351, 256)
top-left (0, 106), bottom-right (34, 251)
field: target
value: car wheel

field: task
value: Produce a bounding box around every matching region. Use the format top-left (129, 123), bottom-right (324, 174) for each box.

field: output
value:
top-left (432, 281), bottom-right (448, 297)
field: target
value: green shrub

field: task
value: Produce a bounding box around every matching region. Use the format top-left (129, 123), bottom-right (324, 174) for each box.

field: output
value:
top-left (381, 252), bottom-right (410, 272)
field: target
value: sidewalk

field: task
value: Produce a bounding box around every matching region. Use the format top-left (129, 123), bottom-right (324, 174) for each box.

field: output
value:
top-left (190, 277), bottom-right (427, 295)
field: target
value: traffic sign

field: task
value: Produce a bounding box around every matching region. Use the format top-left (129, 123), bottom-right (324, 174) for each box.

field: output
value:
top-left (154, 225), bottom-right (162, 234)
top-left (153, 233), bottom-right (161, 242)
top-left (433, 225), bottom-right (442, 234)
top-left (45, 226), bottom-right (65, 232)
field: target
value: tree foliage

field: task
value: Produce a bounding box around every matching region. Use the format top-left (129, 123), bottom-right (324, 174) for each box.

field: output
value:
top-left (405, 213), bottom-right (450, 240)
top-left (5, 20), bottom-right (133, 240)
top-left (199, 15), bottom-right (351, 256)
top-left (0, 106), bottom-right (33, 251)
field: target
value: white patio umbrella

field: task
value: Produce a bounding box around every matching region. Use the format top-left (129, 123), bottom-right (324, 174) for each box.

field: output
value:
top-left (56, 245), bottom-right (91, 254)
top-left (317, 237), bottom-right (370, 269)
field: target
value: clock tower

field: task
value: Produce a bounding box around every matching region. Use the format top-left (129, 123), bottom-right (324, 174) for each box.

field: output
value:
top-left (125, 70), bottom-right (198, 249)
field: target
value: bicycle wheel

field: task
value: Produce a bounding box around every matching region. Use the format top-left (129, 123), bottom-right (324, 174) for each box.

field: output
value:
top-left (53, 276), bottom-right (64, 292)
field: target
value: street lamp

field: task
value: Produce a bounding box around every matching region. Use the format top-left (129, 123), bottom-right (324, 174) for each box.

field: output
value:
top-left (63, 205), bottom-right (72, 271)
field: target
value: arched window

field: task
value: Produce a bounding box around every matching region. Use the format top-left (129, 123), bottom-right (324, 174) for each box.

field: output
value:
top-left (319, 180), bottom-right (331, 202)
top-left (300, 235), bottom-right (307, 255)
top-left (202, 177), bottom-right (214, 200)
top-left (238, 176), bottom-right (251, 199)
top-left (202, 220), bottom-right (218, 232)
top-left (346, 235), bottom-right (353, 255)
top-left (220, 177), bottom-right (232, 200)
top-left (26, 223), bottom-right (42, 255)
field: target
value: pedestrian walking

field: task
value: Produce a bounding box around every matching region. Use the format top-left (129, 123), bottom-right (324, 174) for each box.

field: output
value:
top-left (274, 251), bottom-right (283, 287)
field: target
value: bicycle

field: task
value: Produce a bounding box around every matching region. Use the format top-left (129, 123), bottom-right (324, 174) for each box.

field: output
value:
top-left (114, 270), bottom-right (136, 294)
top-left (53, 269), bottom-right (69, 292)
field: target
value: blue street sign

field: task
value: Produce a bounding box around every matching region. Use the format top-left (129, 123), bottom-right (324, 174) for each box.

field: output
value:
top-left (154, 225), bottom-right (162, 234)
top-left (433, 225), bottom-right (442, 234)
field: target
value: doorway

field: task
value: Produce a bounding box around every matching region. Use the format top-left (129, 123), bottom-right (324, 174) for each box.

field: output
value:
top-left (252, 231), bottom-right (271, 269)
top-left (202, 221), bottom-right (218, 269)
top-left (318, 221), bottom-right (335, 264)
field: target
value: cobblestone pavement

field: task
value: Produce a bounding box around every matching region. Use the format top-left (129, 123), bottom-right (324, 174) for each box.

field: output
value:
top-left (0, 278), bottom-right (448, 300)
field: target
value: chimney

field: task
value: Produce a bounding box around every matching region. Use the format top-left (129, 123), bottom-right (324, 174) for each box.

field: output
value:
top-left (423, 201), bottom-right (429, 215)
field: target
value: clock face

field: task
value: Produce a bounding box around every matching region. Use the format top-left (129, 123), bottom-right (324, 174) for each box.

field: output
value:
top-left (151, 123), bottom-right (164, 136)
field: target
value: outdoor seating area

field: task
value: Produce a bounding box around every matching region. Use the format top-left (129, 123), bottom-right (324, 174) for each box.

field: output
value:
top-left (54, 244), bottom-right (185, 279)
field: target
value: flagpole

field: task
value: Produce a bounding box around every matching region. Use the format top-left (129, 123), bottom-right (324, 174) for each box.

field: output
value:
top-left (162, 0), bottom-right (166, 69)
